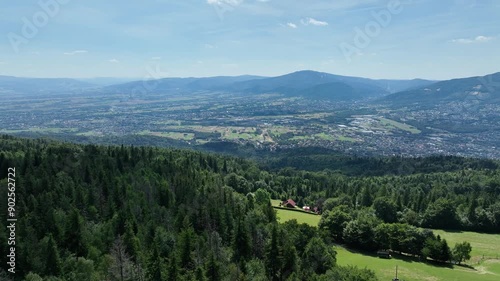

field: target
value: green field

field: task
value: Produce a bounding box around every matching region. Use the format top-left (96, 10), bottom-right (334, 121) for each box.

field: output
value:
top-left (336, 247), bottom-right (500, 281)
top-left (138, 130), bottom-right (194, 140)
top-left (378, 117), bottom-right (421, 134)
top-left (337, 229), bottom-right (500, 280)
top-left (271, 199), bottom-right (321, 227)
top-left (275, 208), bottom-right (321, 227)
top-left (270, 202), bottom-right (500, 280)
top-left (432, 230), bottom-right (500, 261)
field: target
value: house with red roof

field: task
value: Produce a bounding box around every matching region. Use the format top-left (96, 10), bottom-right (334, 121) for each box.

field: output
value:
top-left (281, 199), bottom-right (296, 208)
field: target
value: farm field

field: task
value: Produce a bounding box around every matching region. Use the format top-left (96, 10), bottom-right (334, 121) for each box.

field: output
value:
top-left (336, 228), bottom-right (500, 280)
top-left (275, 208), bottom-right (321, 227)
top-left (433, 229), bottom-right (500, 261)
top-left (336, 246), bottom-right (500, 281)
top-left (271, 201), bottom-right (500, 280)
top-left (271, 199), bottom-right (321, 227)
top-left (378, 117), bottom-right (422, 134)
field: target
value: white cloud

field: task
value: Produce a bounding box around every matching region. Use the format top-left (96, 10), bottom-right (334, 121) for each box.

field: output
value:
top-left (287, 22), bottom-right (297, 29)
top-left (301, 17), bottom-right (328, 26)
top-left (109, 59), bottom-right (120, 63)
top-left (151, 56), bottom-right (162, 60)
top-left (64, 50), bottom-right (88, 55)
top-left (452, 35), bottom-right (494, 44)
top-left (475, 36), bottom-right (493, 42)
top-left (207, 0), bottom-right (242, 6)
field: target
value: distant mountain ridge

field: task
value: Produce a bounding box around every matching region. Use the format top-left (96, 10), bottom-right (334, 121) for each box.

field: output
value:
top-left (104, 75), bottom-right (265, 93)
top-left (102, 70), bottom-right (437, 101)
top-left (0, 76), bottom-right (96, 95)
top-left (7, 71), bottom-right (500, 104)
top-left (383, 72), bottom-right (500, 106)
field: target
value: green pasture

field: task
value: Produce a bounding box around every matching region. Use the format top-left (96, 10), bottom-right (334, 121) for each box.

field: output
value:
top-left (271, 199), bottom-right (321, 227)
top-left (270, 200), bottom-right (500, 280)
top-left (336, 246), bottom-right (500, 281)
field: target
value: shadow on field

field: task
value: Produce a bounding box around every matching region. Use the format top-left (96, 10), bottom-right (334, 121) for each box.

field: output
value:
top-left (341, 246), bottom-right (462, 270)
top-left (455, 263), bottom-right (477, 271)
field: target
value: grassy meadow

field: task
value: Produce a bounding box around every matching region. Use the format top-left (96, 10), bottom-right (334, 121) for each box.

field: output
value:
top-left (271, 201), bottom-right (500, 280)
top-left (271, 199), bottom-right (321, 227)
top-left (336, 246), bottom-right (500, 281)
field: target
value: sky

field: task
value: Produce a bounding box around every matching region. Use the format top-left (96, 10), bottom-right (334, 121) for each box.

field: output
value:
top-left (0, 0), bottom-right (499, 80)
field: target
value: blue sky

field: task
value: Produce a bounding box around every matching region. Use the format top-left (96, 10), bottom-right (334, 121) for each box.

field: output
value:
top-left (0, 0), bottom-right (499, 80)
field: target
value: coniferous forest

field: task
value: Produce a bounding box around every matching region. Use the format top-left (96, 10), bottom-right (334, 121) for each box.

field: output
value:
top-left (1, 135), bottom-right (499, 281)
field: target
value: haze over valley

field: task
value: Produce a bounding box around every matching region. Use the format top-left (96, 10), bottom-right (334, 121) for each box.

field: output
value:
top-left (1, 70), bottom-right (499, 159)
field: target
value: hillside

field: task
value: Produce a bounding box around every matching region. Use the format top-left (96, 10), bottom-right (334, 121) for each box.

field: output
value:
top-left (99, 70), bottom-right (435, 101)
top-left (383, 72), bottom-right (500, 107)
top-left (0, 135), bottom-right (499, 280)
top-left (103, 75), bottom-right (265, 94)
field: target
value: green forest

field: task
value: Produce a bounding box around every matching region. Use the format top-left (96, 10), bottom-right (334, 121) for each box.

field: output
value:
top-left (0, 135), bottom-right (499, 281)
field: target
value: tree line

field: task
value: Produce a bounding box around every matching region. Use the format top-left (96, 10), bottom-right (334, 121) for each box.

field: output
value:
top-left (0, 135), bottom-right (376, 281)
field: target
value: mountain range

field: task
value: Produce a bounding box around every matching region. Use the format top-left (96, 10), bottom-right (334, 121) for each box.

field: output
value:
top-left (1, 71), bottom-right (499, 105)
top-left (102, 70), bottom-right (435, 101)
top-left (382, 72), bottom-right (500, 107)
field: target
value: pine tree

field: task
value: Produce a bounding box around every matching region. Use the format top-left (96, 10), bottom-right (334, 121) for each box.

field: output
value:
top-left (44, 234), bottom-right (62, 277)
top-left (223, 159), bottom-right (228, 174)
top-left (146, 243), bottom-right (162, 281)
top-left (265, 224), bottom-right (283, 281)
top-left (65, 208), bottom-right (87, 258)
top-left (360, 187), bottom-right (372, 207)
top-left (263, 201), bottom-right (276, 223)
top-left (123, 221), bottom-right (140, 262)
top-left (178, 224), bottom-right (195, 270)
top-left (206, 252), bottom-right (220, 281)
top-left (195, 266), bottom-right (207, 281)
top-left (167, 255), bottom-right (179, 281)
top-left (233, 219), bottom-right (251, 262)
top-left (440, 239), bottom-right (451, 262)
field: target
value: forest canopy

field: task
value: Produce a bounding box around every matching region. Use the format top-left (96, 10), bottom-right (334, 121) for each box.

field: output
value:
top-left (0, 135), bottom-right (498, 280)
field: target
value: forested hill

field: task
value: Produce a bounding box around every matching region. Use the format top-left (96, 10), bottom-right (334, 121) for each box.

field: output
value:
top-left (0, 135), bottom-right (499, 280)
top-left (0, 135), bottom-right (375, 281)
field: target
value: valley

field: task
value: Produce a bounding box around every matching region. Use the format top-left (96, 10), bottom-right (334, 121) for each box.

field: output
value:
top-left (1, 71), bottom-right (499, 160)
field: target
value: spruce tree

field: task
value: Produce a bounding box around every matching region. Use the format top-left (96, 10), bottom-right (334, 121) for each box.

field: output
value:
top-left (265, 224), bottom-right (283, 281)
top-left (206, 252), bottom-right (220, 281)
top-left (233, 219), bottom-right (251, 262)
top-left (146, 244), bottom-right (162, 281)
top-left (167, 255), bottom-right (179, 281)
top-left (44, 235), bottom-right (61, 277)
top-left (65, 208), bottom-right (87, 258)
